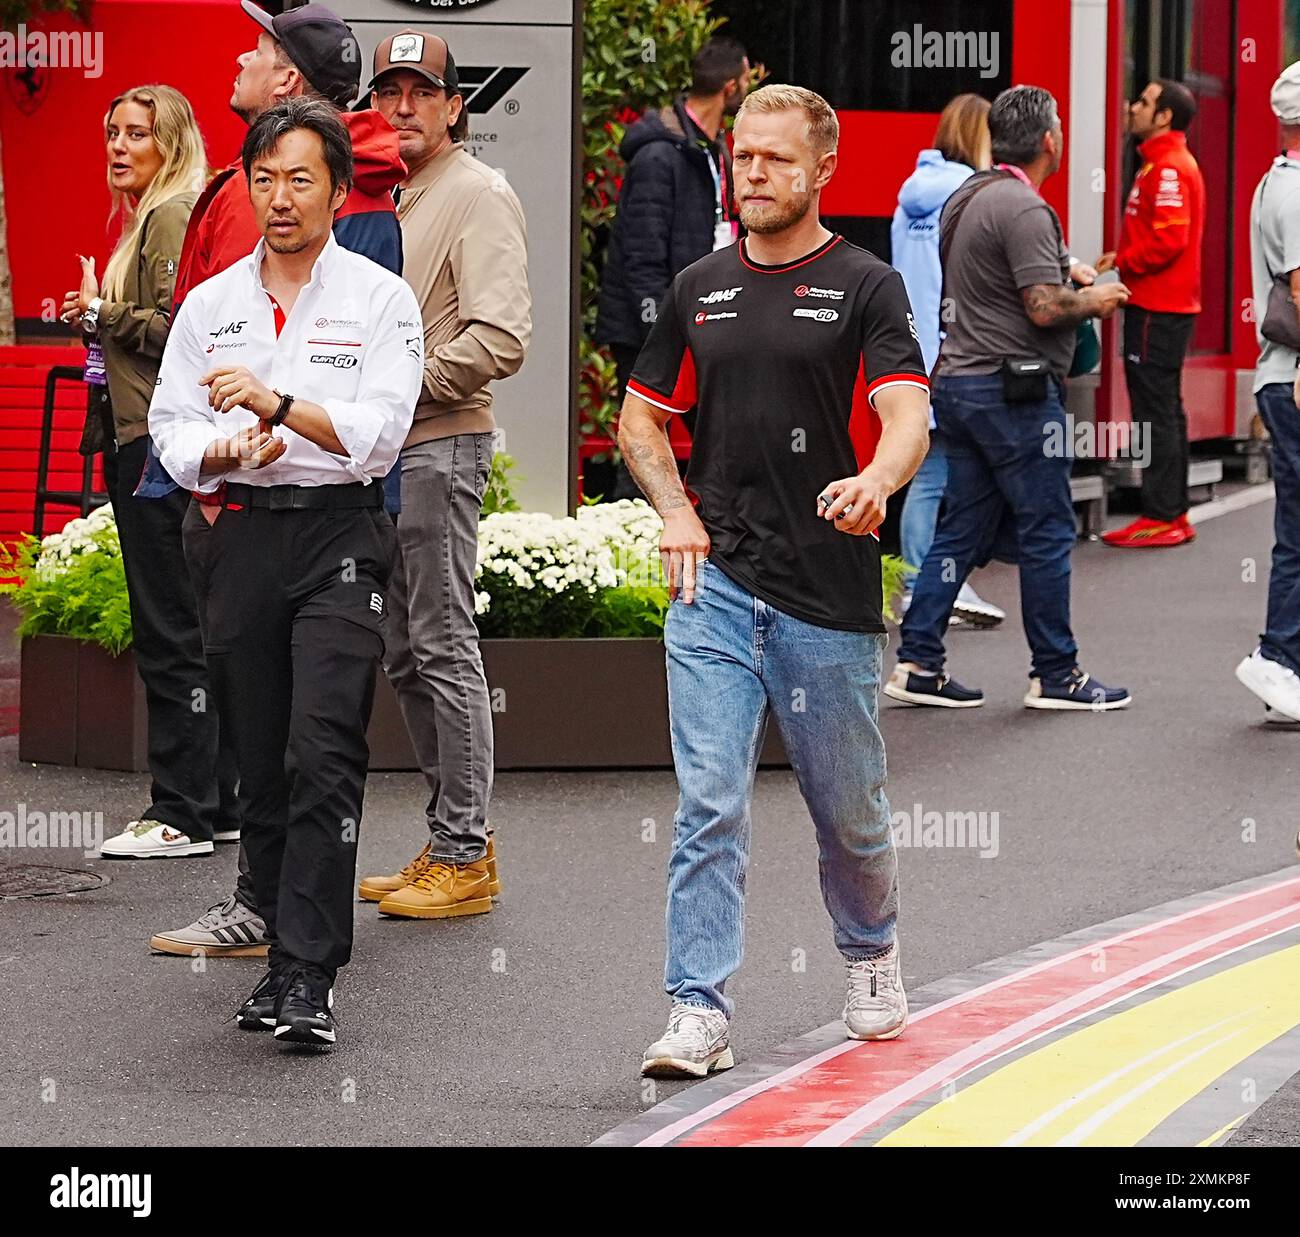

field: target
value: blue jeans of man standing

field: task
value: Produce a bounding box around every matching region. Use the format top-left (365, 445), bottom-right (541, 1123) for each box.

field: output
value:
top-left (663, 560), bottom-right (898, 1017)
top-left (896, 374), bottom-right (1078, 681)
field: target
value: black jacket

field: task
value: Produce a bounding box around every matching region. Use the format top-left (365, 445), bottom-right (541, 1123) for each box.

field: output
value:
top-left (595, 96), bottom-right (734, 348)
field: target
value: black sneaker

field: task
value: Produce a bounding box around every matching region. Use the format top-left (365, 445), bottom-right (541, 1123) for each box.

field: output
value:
top-left (235, 967), bottom-right (285, 1032)
top-left (1024, 667), bottom-right (1131, 711)
top-left (883, 665), bottom-right (984, 708)
top-left (272, 963), bottom-right (336, 1047)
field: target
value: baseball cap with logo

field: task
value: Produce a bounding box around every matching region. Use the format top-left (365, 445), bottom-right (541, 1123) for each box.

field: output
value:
top-left (1271, 61), bottom-right (1300, 126)
top-left (241, 1), bottom-right (362, 108)
top-left (368, 29), bottom-right (460, 95)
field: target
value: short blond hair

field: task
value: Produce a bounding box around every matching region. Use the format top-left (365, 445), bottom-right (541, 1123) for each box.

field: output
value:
top-left (736, 83), bottom-right (839, 157)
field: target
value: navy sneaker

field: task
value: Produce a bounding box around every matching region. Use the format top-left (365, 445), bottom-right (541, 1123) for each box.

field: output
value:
top-left (1024, 667), bottom-right (1131, 711)
top-left (272, 963), bottom-right (336, 1047)
top-left (884, 665), bottom-right (984, 708)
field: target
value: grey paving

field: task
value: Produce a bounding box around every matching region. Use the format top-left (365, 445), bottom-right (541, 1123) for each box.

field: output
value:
top-left (1, 494), bottom-right (1297, 1146)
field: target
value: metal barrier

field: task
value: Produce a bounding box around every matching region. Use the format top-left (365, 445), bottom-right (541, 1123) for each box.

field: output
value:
top-left (33, 366), bottom-right (106, 539)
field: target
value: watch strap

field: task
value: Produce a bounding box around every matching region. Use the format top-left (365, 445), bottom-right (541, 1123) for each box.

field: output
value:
top-left (269, 392), bottom-right (294, 427)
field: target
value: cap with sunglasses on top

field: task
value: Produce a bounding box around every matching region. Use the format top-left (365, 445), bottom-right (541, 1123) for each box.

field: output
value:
top-left (368, 29), bottom-right (460, 95)
top-left (240, 1), bottom-right (362, 108)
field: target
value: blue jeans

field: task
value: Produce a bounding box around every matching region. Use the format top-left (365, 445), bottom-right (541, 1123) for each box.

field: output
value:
top-left (663, 560), bottom-right (898, 1018)
top-left (896, 374), bottom-right (1078, 681)
top-left (900, 435), bottom-right (948, 576)
top-left (1255, 384), bottom-right (1300, 676)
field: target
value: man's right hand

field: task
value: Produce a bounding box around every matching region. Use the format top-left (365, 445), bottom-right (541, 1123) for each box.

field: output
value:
top-left (660, 507), bottom-right (711, 604)
top-left (201, 424), bottom-right (286, 476)
top-left (1082, 281), bottom-right (1130, 319)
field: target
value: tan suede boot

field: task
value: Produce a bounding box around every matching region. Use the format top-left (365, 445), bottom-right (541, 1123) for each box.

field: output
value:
top-left (378, 859), bottom-right (493, 919)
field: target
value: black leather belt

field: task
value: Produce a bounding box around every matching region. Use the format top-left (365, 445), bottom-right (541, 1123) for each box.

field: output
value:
top-left (224, 481), bottom-right (383, 510)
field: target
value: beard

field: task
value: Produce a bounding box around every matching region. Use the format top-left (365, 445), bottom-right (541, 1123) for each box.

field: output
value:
top-left (738, 189), bottom-right (812, 235)
top-left (264, 228), bottom-right (308, 254)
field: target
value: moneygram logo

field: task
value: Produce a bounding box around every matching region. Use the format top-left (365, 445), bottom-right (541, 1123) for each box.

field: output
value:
top-left (695, 311), bottom-right (737, 323)
top-left (793, 285), bottom-right (845, 301)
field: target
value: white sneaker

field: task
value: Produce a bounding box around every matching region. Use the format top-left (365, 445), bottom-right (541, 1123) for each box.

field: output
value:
top-left (843, 944), bottom-right (908, 1040)
top-left (99, 820), bottom-right (214, 860)
top-left (1235, 650), bottom-right (1300, 721)
top-left (641, 1003), bottom-right (734, 1078)
top-left (952, 584), bottom-right (1005, 628)
top-left (1264, 705), bottom-right (1300, 726)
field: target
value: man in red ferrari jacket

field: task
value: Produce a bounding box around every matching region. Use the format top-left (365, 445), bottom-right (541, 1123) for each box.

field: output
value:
top-left (1098, 79), bottom-right (1205, 548)
top-left (147, 1), bottom-right (407, 961)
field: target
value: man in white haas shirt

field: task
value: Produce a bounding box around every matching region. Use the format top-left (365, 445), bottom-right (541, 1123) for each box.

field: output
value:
top-left (149, 98), bottom-right (422, 1048)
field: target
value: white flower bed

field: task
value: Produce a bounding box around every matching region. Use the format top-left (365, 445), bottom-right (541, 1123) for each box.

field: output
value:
top-left (474, 498), bottom-right (664, 617)
top-left (33, 504), bottom-right (119, 580)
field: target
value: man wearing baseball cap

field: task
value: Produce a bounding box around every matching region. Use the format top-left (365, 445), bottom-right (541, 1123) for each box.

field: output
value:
top-left (1235, 62), bottom-right (1300, 724)
top-left (356, 30), bottom-right (531, 920)
top-left (148, 0), bottom-right (408, 961)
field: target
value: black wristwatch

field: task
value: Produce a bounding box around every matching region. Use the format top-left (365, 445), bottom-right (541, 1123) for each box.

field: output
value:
top-left (268, 391), bottom-right (295, 427)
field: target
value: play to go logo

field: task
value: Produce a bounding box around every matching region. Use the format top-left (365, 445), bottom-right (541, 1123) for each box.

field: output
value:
top-left (793, 307), bottom-right (839, 322)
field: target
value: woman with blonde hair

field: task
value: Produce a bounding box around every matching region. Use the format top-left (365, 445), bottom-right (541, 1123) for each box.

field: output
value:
top-left (59, 84), bottom-right (222, 859)
top-left (891, 92), bottom-right (1005, 628)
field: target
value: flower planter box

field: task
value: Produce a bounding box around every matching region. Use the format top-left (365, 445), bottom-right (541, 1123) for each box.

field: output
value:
top-left (18, 634), bottom-right (787, 773)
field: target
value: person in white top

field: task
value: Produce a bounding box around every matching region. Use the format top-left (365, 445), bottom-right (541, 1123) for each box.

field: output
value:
top-left (149, 97), bottom-right (422, 1048)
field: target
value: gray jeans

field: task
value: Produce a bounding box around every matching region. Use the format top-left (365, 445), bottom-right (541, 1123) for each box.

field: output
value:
top-left (383, 433), bottom-right (494, 863)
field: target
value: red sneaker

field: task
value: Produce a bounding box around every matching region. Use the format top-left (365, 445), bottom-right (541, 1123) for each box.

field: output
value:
top-left (1100, 516), bottom-right (1188, 548)
top-left (1176, 512), bottom-right (1197, 542)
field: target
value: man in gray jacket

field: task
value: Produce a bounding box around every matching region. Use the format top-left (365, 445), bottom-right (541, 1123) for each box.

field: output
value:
top-left (357, 30), bottom-right (531, 918)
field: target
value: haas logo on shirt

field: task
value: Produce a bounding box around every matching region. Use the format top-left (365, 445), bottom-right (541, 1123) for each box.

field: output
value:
top-left (698, 287), bottom-right (742, 304)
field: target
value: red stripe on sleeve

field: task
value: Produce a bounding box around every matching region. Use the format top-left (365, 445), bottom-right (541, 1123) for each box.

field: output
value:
top-left (865, 372), bottom-right (930, 403)
top-left (626, 346), bottom-right (697, 414)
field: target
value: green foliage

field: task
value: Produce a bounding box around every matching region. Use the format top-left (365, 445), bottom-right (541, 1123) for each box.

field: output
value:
top-left (481, 450), bottom-right (522, 516)
top-left (580, 1), bottom-right (725, 456)
top-left (881, 553), bottom-right (908, 624)
top-left (0, 527), bottom-right (132, 654)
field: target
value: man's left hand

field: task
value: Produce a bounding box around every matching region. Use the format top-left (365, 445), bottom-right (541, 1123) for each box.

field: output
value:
top-left (200, 365), bottom-right (278, 418)
top-left (818, 470), bottom-right (890, 536)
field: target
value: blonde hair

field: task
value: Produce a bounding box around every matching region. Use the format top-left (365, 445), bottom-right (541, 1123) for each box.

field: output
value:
top-left (736, 83), bottom-right (839, 157)
top-left (934, 93), bottom-right (992, 170)
top-left (101, 85), bottom-right (207, 302)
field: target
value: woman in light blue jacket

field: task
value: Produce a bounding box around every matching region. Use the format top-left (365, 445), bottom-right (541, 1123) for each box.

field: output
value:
top-left (892, 94), bottom-right (1004, 627)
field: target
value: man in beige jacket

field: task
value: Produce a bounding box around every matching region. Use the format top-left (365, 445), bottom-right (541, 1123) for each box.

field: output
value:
top-left (358, 30), bottom-right (531, 918)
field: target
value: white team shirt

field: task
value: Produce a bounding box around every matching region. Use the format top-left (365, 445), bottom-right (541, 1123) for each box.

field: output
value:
top-left (149, 232), bottom-right (423, 493)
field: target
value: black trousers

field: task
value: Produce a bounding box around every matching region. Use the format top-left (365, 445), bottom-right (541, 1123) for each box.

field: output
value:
top-left (199, 492), bottom-right (396, 976)
top-left (103, 435), bottom-right (224, 841)
top-left (1122, 306), bottom-right (1198, 521)
top-left (181, 502), bottom-right (251, 904)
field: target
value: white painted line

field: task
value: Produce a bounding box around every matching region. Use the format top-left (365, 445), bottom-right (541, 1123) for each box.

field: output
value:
top-left (1188, 484), bottom-right (1274, 524)
top-left (1055, 1028), bottom-right (1248, 1146)
top-left (1002, 1012), bottom-right (1249, 1146)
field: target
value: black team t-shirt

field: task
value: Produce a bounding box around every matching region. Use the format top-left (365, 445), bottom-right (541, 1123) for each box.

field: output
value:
top-left (628, 233), bottom-right (928, 633)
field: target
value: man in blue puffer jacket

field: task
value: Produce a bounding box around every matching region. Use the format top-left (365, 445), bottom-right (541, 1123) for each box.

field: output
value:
top-left (891, 95), bottom-right (1005, 627)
